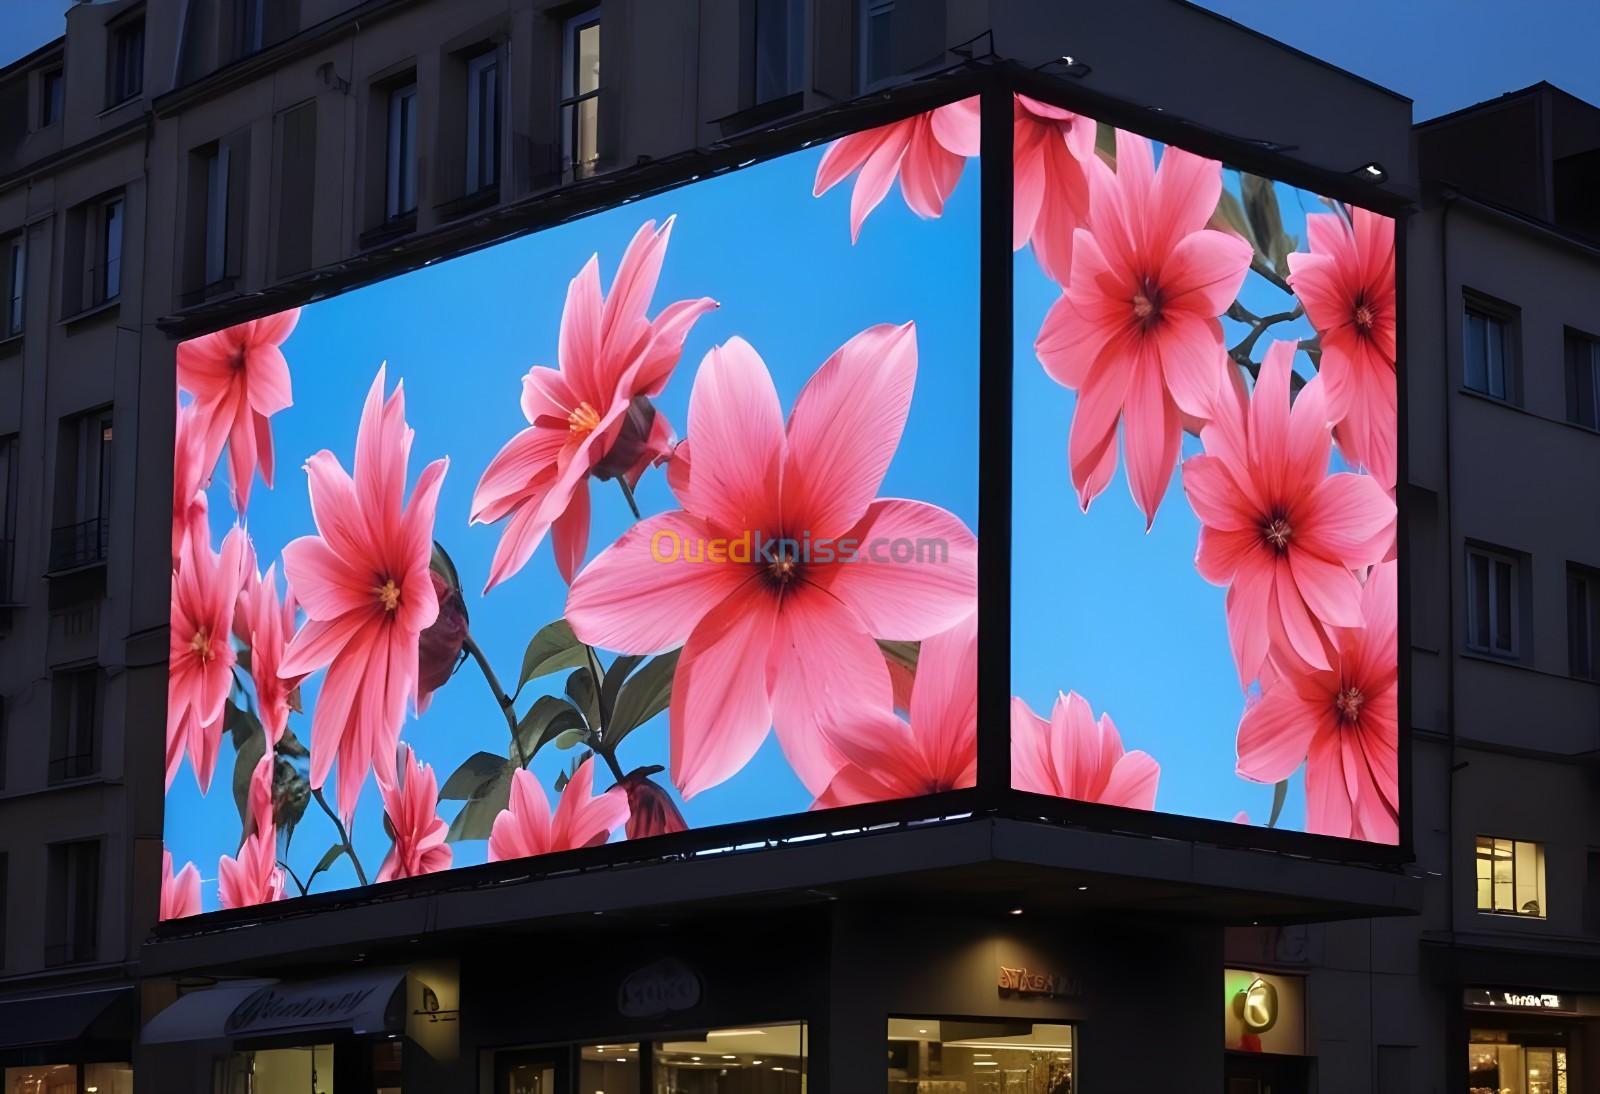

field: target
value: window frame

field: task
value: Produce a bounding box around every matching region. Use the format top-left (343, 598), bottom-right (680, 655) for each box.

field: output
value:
top-left (1462, 293), bottom-right (1519, 403)
top-left (1475, 835), bottom-right (1548, 919)
top-left (386, 81), bottom-right (420, 220)
top-left (1566, 327), bottom-right (1600, 431)
top-left (99, 194), bottom-right (125, 304)
top-left (561, 10), bottom-right (602, 179)
top-left (49, 664), bottom-right (102, 783)
top-left (1465, 545), bottom-right (1522, 659)
top-left (2, 233), bottom-right (23, 338)
top-left (0, 432), bottom-right (16, 603)
top-left (465, 48), bottom-right (501, 196)
top-left (204, 143), bottom-right (232, 287)
top-left (1570, 564), bottom-right (1600, 681)
top-left (106, 14), bottom-right (145, 108)
top-left (45, 838), bottom-right (101, 966)
top-left (858, 0), bottom-right (896, 92)
top-left (749, 0), bottom-right (807, 107)
top-left (39, 65), bottom-right (64, 128)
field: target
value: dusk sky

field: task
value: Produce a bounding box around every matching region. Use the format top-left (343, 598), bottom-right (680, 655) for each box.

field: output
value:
top-left (4, 0), bottom-right (1599, 120)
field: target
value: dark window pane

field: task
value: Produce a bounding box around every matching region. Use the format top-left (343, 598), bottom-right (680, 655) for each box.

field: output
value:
top-left (1469, 552), bottom-right (1489, 649)
top-left (1494, 558), bottom-right (1514, 652)
top-left (1464, 311), bottom-right (1486, 392)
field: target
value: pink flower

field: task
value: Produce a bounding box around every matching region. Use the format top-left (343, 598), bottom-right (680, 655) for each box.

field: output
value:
top-left (1035, 130), bottom-right (1252, 526)
top-left (814, 613), bottom-right (976, 808)
top-left (160, 849), bottom-right (201, 921)
top-left (486, 758), bottom-right (630, 862)
top-left (619, 767), bottom-right (689, 840)
top-left (1287, 208), bottom-right (1397, 487)
top-left (219, 753), bottom-right (285, 909)
top-left (813, 97), bottom-right (980, 242)
top-left (565, 326), bottom-right (978, 798)
top-left (376, 745), bottom-right (453, 883)
top-left (1012, 94), bottom-right (1095, 285)
top-left (176, 308), bottom-right (300, 512)
top-left (167, 524), bottom-right (248, 793)
top-left (1236, 560), bottom-right (1399, 843)
top-left (1010, 690), bottom-right (1160, 809)
top-left (471, 218), bottom-right (716, 589)
top-left (236, 562), bottom-right (301, 748)
top-left (172, 397), bottom-right (211, 568)
top-left (1181, 340), bottom-right (1395, 686)
top-left (279, 366), bottom-right (448, 822)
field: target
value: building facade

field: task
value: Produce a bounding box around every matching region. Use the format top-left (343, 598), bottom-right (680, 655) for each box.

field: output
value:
top-left (0, 2), bottom-right (1593, 1093)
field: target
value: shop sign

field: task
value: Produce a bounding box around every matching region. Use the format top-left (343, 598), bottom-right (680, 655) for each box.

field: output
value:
top-left (225, 983), bottom-right (381, 1036)
top-left (997, 965), bottom-right (1079, 999)
top-left (1464, 989), bottom-right (1572, 1013)
top-left (618, 958), bottom-right (702, 1018)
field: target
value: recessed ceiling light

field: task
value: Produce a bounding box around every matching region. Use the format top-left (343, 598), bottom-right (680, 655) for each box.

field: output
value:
top-left (1009, 907), bottom-right (1024, 916)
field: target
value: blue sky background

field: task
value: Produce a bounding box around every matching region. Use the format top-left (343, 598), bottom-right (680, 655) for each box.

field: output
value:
top-left (165, 140), bottom-right (982, 910)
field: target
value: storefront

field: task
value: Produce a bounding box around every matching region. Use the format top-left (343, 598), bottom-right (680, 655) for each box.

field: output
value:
top-left (1464, 988), bottom-right (1593, 1094)
top-left (1222, 968), bottom-right (1310, 1094)
top-left (0, 987), bottom-right (135, 1094)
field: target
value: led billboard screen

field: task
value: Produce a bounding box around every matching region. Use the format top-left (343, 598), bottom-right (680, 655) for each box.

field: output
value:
top-left (1011, 98), bottom-right (1399, 844)
top-left (163, 101), bottom-right (981, 916)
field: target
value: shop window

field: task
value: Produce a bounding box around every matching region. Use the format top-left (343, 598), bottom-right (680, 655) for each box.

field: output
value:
top-left (83, 1064), bottom-right (134, 1094)
top-left (1470, 1033), bottom-right (1567, 1094)
top-left (217, 1045), bottom-right (334, 1094)
top-left (1476, 836), bottom-right (1548, 918)
top-left (577, 1041), bottom-right (639, 1092)
top-left (654, 1023), bottom-right (807, 1090)
top-left (887, 1018), bottom-right (1073, 1093)
top-left (5, 1066), bottom-right (79, 1094)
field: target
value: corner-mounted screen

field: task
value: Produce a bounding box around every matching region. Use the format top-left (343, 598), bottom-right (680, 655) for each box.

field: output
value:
top-left (163, 100), bottom-right (981, 916)
top-left (1011, 97), bottom-right (1399, 844)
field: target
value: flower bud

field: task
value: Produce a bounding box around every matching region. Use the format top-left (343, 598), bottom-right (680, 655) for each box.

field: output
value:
top-left (417, 567), bottom-right (469, 710)
top-left (620, 766), bottom-right (688, 840)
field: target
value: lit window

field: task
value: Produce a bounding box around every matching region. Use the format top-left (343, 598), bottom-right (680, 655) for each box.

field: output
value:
top-left (465, 50), bottom-right (499, 195)
top-left (1463, 301), bottom-right (1516, 400)
top-left (655, 1024), bottom-right (807, 1090)
top-left (1567, 329), bottom-right (1600, 430)
top-left (1466, 546), bottom-right (1520, 658)
top-left (386, 82), bottom-right (419, 219)
top-left (1470, 1038), bottom-right (1566, 1094)
top-left (1475, 836), bottom-right (1547, 918)
top-left (888, 1019), bottom-right (1073, 1092)
top-left (561, 11), bottom-right (600, 178)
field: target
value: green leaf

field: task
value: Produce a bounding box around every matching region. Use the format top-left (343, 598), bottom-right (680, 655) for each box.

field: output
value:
top-left (553, 726), bottom-right (589, 750)
top-left (514, 695), bottom-right (588, 763)
top-left (231, 728), bottom-right (266, 842)
top-left (600, 654), bottom-right (645, 728)
top-left (446, 765), bottom-right (516, 843)
top-left (307, 842), bottom-right (344, 885)
top-left (877, 639), bottom-right (920, 674)
top-left (225, 699), bottom-right (263, 752)
top-left (1209, 188), bottom-right (1258, 252)
top-left (1239, 172), bottom-right (1296, 279)
top-left (606, 649), bottom-right (681, 753)
top-left (515, 620), bottom-right (590, 695)
top-left (430, 540), bottom-right (463, 595)
top-left (439, 751), bottom-right (516, 800)
top-left (566, 667), bottom-right (600, 730)
top-left (1268, 779), bottom-right (1290, 828)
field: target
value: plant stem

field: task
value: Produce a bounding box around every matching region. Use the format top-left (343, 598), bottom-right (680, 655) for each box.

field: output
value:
top-left (312, 788), bottom-right (369, 887)
top-left (278, 858), bottom-right (309, 898)
top-left (464, 631), bottom-right (526, 766)
top-left (617, 478), bottom-right (642, 520)
top-left (1251, 255), bottom-right (1293, 295)
top-left (583, 644), bottom-right (628, 784)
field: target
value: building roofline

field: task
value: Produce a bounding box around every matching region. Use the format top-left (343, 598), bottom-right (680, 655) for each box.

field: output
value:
top-left (0, 34), bottom-right (65, 84)
top-left (1437, 186), bottom-right (1600, 263)
top-left (1412, 79), bottom-right (1600, 131)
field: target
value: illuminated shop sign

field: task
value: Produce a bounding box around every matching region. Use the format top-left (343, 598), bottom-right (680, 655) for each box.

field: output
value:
top-left (1464, 989), bottom-right (1572, 1013)
top-left (997, 965), bottom-right (1080, 999)
top-left (1224, 969), bottom-right (1305, 1055)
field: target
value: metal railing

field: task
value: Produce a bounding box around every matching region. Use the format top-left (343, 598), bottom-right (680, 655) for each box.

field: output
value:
top-left (48, 517), bottom-right (108, 572)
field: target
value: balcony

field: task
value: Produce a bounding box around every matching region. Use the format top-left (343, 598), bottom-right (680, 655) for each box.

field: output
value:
top-left (48, 517), bottom-right (108, 573)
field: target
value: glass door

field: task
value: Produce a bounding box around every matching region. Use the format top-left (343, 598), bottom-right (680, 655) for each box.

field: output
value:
top-left (497, 1049), bottom-right (567, 1094)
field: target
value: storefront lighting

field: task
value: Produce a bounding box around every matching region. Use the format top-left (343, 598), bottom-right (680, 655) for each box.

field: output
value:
top-left (1077, 886), bottom-right (1089, 892)
top-left (722, 1054), bottom-right (737, 1059)
top-left (708, 1029), bottom-right (766, 1037)
top-left (1009, 907), bottom-right (1024, 916)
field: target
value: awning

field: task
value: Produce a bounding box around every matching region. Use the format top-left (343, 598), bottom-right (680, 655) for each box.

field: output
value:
top-left (0, 987), bottom-right (134, 1060)
top-left (142, 969), bottom-right (406, 1044)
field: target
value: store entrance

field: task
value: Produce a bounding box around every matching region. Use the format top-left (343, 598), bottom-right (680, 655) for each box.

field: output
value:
top-left (1223, 1051), bottom-right (1310, 1094)
top-left (496, 1047), bottom-right (570, 1094)
top-left (492, 1023), bottom-right (806, 1093)
top-left (1469, 1028), bottom-right (1569, 1094)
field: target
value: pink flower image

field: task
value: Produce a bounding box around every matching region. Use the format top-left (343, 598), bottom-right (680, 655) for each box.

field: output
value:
top-left (486, 758), bottom-right (630, 862)
top-left (1012, 93), bottom-right (1095, 285)
top-left (1035, 130), bottom-right (1252, 526)
top-left (565, 324), bottom-right (978, 798)
top-left (279, 366), bottom-right (448, 822)
top-left (1287, 207), bottom-right (1398, 487)
top-left (236, 562), bottom-right (301, 747)
top-left (167, 524), bottom-right (248, 793)
top-left (1010, 690), bottom-right (1160, 808)
top-left (175, 307), bottom-right (300, 513)
top-left (415, 569), bottom-right (468, 715)
top-left (619, 767), bottom-right (689, 840)
top-left (219, 752), bottom-right (286, 910)
top-left (814, 613), bottom-right (977, 808)
top-left (376, 745), bottom-right (453, 883)
top-left (1236, 560), bottom-right (1399, 843)
top-left (159, 849), bottom-right (201, 921)
top-left (471, 218), bottom-right (717, 589)
top-left (813, 97), bottom-right (980, 241)
top-left (1182, 340), bottom-right (1395, 686)
top-left (172, 397), bottom-right (211, 568)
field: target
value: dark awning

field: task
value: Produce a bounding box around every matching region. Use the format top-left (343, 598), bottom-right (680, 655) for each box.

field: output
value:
top-left (0, 987), bottom-right (134, 1060)
top-left (142, 969), bottom-right (406, 1044)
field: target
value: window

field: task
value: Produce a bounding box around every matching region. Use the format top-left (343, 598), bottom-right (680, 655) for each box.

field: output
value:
top-left (62, 192), bottom-right (126, 315)
top-left (45, 840), bottom-right (100, 965)
top-left (99, 195), bottom-right (125, 304)
top-left (51, 410), bottom-right (113, 571)
top-left (0, 851), bottom-right (6, 970)
top-left (3, 233), bottom-right (23, 337)
top-left (1568, 329), bottom-right (1600, 430)
top-left (204, 144), bottom-right (231, 286)
top-left (1476, 836), bottom-right (1547, 917)
top-left (1571, 566), bottom-right (1600, 680)
top-left (1466, 546), bottom-right (1520, 658)
top-left (860, 0), bottom-right (895, 90)
top-left (236, 0), bottom-right (266, 57)
top-left (218, 1046), bottom-right (333, 1093)
top-left (273, 102), bottom-right (317, 278)
top-left (561, 11), bottom-right (601, 178)
top-left (50, 666), bottom-right (100, 782)
top-left (386, 82), bottom-right (418, 219)
top-left (1463, 299), bottom-right (1516, 400)
top-left (465, 50), bottom-right (499, 195)
top-left (0, 695), bottom-right (8, 790)
top-left (40, 67), bottom-right (63, 127)
top-left (107, 17), bottom-right (144, 106)
top-left (1470, 1038), bottom-right (1567, 1094)
top-left (888, 1019), bottom-right (1073, 1092)
top-left (654, 1024), bottom-right (807, 1090)
top-left (752, 0), bottom-right (806, 105)
top-left (0, 433), bottom-right (14, 602)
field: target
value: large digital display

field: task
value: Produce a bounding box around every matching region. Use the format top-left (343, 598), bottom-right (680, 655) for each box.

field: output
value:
top-left (163, 101), bottom-right (981, 915)
top-left (1011, 98), bottom-right (1399, 844)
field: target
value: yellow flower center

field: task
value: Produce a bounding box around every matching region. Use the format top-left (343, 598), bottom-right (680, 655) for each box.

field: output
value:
top-left (189, 626), bottom-right (213, 662)
top-left (1335, 686), bottom-right (1365, 724)
top-left (376, 579), bottom-right (401, 613)
top-left (1262, 516), bottom-right (1292, 553)
top-left (568, 401), bottom-right (602, 436)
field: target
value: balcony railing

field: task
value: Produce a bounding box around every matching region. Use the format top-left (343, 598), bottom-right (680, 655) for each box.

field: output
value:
top-left (49, 517), bottom-right (108, 572)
